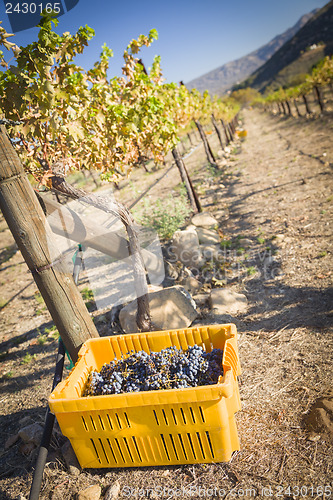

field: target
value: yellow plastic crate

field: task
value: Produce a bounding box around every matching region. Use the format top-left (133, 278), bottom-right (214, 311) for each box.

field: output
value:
top-left (49, 324), bottom-right (241, 468)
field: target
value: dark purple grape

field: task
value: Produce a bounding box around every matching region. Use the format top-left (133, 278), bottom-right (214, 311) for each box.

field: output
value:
top-left (83, 345), bottom-right (223, 396)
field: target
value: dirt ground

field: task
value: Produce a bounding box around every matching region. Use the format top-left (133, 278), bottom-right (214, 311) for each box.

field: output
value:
top-left (0, 106), bottom-right (332, 499)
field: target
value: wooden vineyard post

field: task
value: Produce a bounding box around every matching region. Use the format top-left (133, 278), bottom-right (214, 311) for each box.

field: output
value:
top-left (187, 132), bottom-right (193, 146)
top-left (221, 119), bottom-right (231, 145)
top-left (211, 114), bottom-right (224, 151)
top-left (302, 94), bottom-right (312, 115)
top-left (294, 99), bottom-right (302, 118)
top-left (0, 125), bottom-right (99, 362)
top-left (172, 148), bottom-right (201, 213)
top-left (194, 120), bottom-right (218, 168)
top-left (314, 86), bottom-right (324, 113)
top-left (227, 123), bottom-right (234, 141)
top-left (285, 100), bottom-right (292, 116)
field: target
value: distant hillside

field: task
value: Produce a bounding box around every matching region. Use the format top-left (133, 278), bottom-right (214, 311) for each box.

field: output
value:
top-left (185, 10), bottom-right (317, 96)
top-left (240, 0), bottom-right (333, 93)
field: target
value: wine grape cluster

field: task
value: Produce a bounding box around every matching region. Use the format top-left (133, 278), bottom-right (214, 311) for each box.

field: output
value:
top-left (83, 345), bottom-right (223, 396)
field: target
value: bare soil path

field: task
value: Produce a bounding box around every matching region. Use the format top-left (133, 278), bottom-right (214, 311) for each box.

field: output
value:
top-left (0, 109), bottom-right (332, 499)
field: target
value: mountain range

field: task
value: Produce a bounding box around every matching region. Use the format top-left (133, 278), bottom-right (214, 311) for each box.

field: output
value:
top-left (239, 0), bottom-right (333, 92)
top-left (185, 8), bottom-right (319, 95)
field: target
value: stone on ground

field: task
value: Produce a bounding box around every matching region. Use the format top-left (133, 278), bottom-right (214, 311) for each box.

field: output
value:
top-left (104, 481), bottom-right (121, 500)
top-left (191, 212), bottom-right (218, 228)
top-left (76, 485), bottom-right (101, 500)
top-left (180, 276), bottom-right (201, 294)
top-left (209, 288), bottom-right (248, 314)
top-left (305, 391), bottom-right (333, 440)
top-left (18, 423), bottom-right (43, 445)
top-left (171, 228), bottom-right (203, 269)
top-left (119, 286), bottom-right (198, 333)
top-left (200, 244), bottom-right (221, 261)
top-left (196, 227), bottom-right (220, 244)
top-left (238, 238), bottom-right (253, 247)
top-left (193, 294), bottom-right (208, 307)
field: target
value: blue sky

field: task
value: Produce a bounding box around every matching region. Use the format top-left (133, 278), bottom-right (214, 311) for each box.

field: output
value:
top-left (0, 0), bottom-right (329, 83)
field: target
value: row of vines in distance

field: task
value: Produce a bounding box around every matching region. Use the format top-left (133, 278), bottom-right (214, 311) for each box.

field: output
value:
top-left (253, 56), bottom-right (333, 116)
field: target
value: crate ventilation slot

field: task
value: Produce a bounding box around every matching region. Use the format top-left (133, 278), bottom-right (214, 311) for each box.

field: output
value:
top-left (106, 414), bottom-right (113, 430)
top-left (156, 432), bottom-right (212, 462)
top-left (206, 431), bottom-right (214, 458)
top-left (106, 439), bottom-right (117, 463)
top-left (132, 436), bottom-right (142, 462)
top-left (90, 439), bottom-right (101, 463)
top-left (90, 415), bottom-right (96, 431)
top-left (178, 434), bottom-right (187, 460)
top-left (169, 434), bottom-right (179, 460)
top-left (114, 438), bottom-right (125, 462)
top-left (81, 416), bottom-right (88, 431)
top-left (153, 406), bottom-right (204, 427)
top-left (160, 434), bottom-right (170, 461)
top-left (99, 438), bottom-right (109, 463)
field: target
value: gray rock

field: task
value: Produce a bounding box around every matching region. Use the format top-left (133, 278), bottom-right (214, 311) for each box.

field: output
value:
top-left (196, 227), bottom-right (220, 244)
top-left (191, 212), bottom-right (218, 228)
top-left (164, 260), bottom-right (179, 280)
top-left (193, 294), bottom-right (209, 307)
top-left (238, 238), bottom-right (253, 247)
top-left (119, 286), bottom-right (198, 333)
top-left (18, 423), bottom-right (43, 445)
top-left (77, 485), bottom-right (101, 500)
top-left (206, 313), bottom-right (236, 324)
top-left (104, 481), bottom-right (121, 500)
top-left (171, 228), bottom-right (203, 269)
top-left (180, 276), bottom-right (201, 294)
top-left (61, 439), bottom-right (81, 476)
top-left (209, 288), bottom-right (248, 315)
top-left (200, 244), bottom-right (221, 261)
top-left (214, 209), bottom-right (228, 220)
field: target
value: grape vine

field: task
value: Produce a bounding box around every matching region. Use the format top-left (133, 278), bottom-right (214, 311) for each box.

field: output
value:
top-left (0, 15), bottom-right (239, 185)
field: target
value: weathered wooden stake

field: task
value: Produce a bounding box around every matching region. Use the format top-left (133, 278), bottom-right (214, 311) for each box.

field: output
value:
top-left (285, 101), bottom-right (292, 116)
top-left (221, 119), bottom-right (231, 145)
top-left (227, 123), bottom-right (234, 141)
top-left (314, 86), bottom-right (324, 113)
top-left (211, 114), bottom-right (224, 150)
top-left (294, 99), bottom-right (302, 118)
top-left (302, 94), bottom-right (312, 115)
top-left (172, 148), bottom-right (200, 213)
top-left (194, 120), bottom-right (218, 168)
top-left (0, 125), bottom-right (99, 361)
